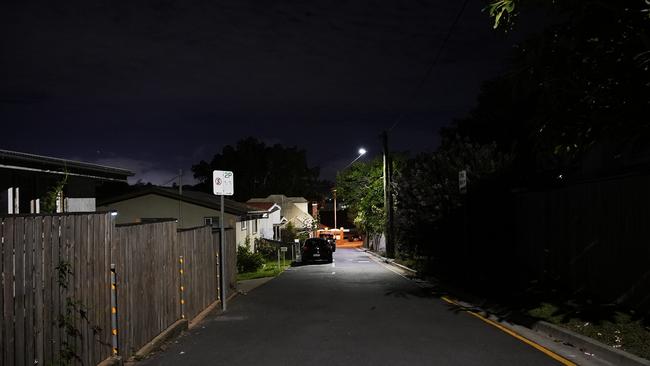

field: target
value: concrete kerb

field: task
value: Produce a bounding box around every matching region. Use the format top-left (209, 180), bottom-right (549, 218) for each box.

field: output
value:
top-left (359, 248), bottom-right (650, 366)
top-left (97, 356), bottom-right (122, 366)
top-left (130, 319), bottom-right (188, 362)
top-left (533, 321), bottom-right (650, 366)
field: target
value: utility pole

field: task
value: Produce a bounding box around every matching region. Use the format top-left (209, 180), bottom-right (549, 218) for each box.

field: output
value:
top-left (333, 188), bottom-right (337, 230)
top-left (382, 131), bottom-right (395, 258)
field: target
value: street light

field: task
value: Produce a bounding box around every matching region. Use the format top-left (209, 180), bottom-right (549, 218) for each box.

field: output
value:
top-left (334, 147), bottom-right (367, 231)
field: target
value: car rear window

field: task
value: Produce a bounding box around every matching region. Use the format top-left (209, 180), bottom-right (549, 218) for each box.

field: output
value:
top-left (305, 239), bottom-right (325, 246)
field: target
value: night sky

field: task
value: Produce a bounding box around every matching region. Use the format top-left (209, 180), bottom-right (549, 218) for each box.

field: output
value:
top-left (1, 0), bottom-right (534, 184)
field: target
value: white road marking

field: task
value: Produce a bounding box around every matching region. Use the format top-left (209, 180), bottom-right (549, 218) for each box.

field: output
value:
top-left (332, 262), bottom-right (336, 268)
top-left (332, 272), bottom-right (336, 275)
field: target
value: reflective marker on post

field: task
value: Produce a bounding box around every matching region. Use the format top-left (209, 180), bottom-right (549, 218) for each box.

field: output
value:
top-left (179, 256), bottom-right (185, 319)
top-left (216, 251), bottom-right (220, 301)
top-left (110, 264), bottom-right (119, 356)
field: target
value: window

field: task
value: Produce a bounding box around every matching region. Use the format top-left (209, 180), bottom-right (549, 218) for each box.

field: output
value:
top-left (241, 219), bottom-right (247, 231)
top-left (204, 217), bottom-right (213, 226)
top-left (252, 219), bottom-right (258, 234)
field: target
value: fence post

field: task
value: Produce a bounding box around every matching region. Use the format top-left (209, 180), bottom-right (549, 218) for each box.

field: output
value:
top-left (110, 264), bottom-right (119, 357)
top-left (179, 256), bottom-right (185, 319)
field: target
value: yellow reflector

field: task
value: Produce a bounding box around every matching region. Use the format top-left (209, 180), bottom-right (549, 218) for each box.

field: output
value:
top-left (180, 286), bottom-right (184, 291)
top-left (111, 307), bottom-right (117, 314)
top-left (112, 329), bottom-right (118, 335)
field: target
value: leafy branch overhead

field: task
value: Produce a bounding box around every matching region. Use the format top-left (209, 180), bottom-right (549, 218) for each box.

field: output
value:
top-left (486, 0), bottom-right (516, 29)
top-left (487, 1), bottom-right (650, 29)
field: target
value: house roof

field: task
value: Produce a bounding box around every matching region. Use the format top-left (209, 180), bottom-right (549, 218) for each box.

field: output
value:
top-left (0, 149), bottom-right (133, 182)
top-left (98, 186), bottom-right (252, 216)
top-left (248, 195), bottom-right (309, 204)
top-left (247, 202), bottom-right (280, 212)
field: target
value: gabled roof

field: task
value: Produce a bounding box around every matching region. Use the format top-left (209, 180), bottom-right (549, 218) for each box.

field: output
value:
top-left (0, 149), bottom-right (133, 182)
top-left (247, 202), bottom-right (281, 212)
top-left (248, 195), bottom-right (308, 204)
top-left (98, 187), bottom-right (252, 216)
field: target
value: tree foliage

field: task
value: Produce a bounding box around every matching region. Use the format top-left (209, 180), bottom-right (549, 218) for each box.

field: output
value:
top-left (336, 157), bottom-right (385, 235)
top-left (42, 174), bottom-right (68, 214)
top-left (394, 134), bottom-right (510, 256)
top-left (192, 137), bottom-right (327, 201)
top-left (467, 1), bottom-right (650, 183)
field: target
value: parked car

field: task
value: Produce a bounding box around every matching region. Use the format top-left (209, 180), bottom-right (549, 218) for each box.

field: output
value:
top-left (302, 238), bottom-right (333, 263)
top-left (319, 233), bottom-right (336, 252)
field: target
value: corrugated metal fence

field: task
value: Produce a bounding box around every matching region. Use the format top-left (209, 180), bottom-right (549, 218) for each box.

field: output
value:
top-left (1, 213), bottom-right (236, 365)
top-left (514, 173), bottom-right (650, 305)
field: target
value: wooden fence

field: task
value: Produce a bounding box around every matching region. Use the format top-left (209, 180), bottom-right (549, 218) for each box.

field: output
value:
top-left (113, 221), bottom-right (181, 360)
top-left (179, 226), bottom-right (219, 321)
top-left (1, 213), bottom-right (113, 366)
top-left (1, 213), bottom-right (237, 365)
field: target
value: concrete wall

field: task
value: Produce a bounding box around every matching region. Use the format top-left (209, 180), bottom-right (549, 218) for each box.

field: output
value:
top-left (97, 194), bottom-right (238, 229)
top-left (65, 198), bottom-right (96, 212)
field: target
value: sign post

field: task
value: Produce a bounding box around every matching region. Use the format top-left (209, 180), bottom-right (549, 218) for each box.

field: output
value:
top-left (459, 170), bottom-right (467, 194)
top-left (281, 246), bottom-right (287, 267)
top-left (213, 170), bottom-right (234, 311)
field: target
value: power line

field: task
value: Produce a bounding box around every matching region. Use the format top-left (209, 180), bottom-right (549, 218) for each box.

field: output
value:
top-left (389, 0), bottom-right (471, 132)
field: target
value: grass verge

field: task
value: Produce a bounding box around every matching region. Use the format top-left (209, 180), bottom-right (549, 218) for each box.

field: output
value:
top-left (527, 302), bottom-right (650, 360)
top-left (237, 258), bottom-right (291, 281)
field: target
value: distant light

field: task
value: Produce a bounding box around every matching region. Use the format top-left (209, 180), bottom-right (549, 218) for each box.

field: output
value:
top-left (558, 174), bottom-right (564, 180)
top-left (110, 211), bottom-right (118, 217)
top-left (358, 148), bottom-right (367, 155)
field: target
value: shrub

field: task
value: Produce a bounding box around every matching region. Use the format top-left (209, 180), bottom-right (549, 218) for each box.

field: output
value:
top-left (237, 242), bottom-right (264, 273)
top-left (255, 238), bottom-right (277, 260)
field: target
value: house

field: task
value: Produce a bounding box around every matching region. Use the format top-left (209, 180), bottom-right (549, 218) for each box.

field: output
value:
top-left (247, 202), bottom-right (283, 241)
top-left (97, 186), bottom-right (270, 250)
top-left (247, 195), bottom-right (315, 233)
top-left (0, 149), bottom-right (133, 214)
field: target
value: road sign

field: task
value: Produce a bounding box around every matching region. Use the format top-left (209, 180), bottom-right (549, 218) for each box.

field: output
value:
top-left (280, 247), bottom-right (288, 252)
top-left (459, 170), bottom-right (467, 194)
top-left (213, 170), bottom-right (234, 196)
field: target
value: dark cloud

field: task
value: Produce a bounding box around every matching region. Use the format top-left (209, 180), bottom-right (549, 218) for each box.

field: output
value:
top-left (1, 0), bottom-right (530, 181)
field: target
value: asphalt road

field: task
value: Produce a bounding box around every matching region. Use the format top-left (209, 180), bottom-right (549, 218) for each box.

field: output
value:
top-left (141, 248), bottom-right (562, 366)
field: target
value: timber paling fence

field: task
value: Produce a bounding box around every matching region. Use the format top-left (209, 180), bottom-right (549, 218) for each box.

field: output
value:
top-left (0, 212), bottom-right (236, 366)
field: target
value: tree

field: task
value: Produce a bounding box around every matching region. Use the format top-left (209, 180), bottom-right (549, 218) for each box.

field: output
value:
top-left (393, 134), bottom-right (510, 257)
top-left (487, 1), bottom-right (650, 29)
top-left (192, 137), bottom-right (327, 201)
top-left (458, 1), bottom-right (650, 183)
top-left (336, 158), bottom-right (385, 237)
